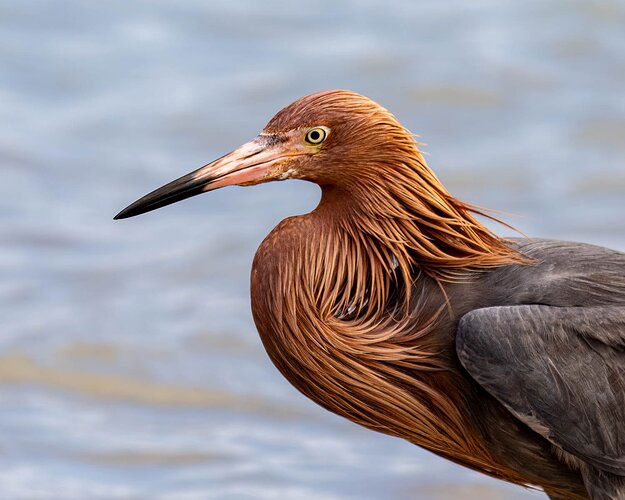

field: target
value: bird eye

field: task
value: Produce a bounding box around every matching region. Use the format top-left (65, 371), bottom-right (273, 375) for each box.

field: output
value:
top-left (305, 127), bottom-right (327, 145)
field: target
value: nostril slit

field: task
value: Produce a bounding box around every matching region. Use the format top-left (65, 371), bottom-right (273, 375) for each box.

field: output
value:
top-left (243, 149), bottom-right (263, 160)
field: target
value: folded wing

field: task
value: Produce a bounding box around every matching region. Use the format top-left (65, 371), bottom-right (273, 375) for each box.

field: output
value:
top-left (457, 304), bottom-right (625, 475)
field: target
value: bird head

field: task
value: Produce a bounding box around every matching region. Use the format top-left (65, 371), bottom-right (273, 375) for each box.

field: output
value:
top-left (114, 90), bottom-right (411, 219)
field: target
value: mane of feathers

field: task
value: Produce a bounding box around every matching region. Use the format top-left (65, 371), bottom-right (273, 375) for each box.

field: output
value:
top-left (269, 89), bottom-right (528, 283)
top-left (252, 90), bottom-right (533, 487)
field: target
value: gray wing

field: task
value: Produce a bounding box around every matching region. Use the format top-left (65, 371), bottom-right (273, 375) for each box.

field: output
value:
top-left (456, 304), bottom-right (625, 475)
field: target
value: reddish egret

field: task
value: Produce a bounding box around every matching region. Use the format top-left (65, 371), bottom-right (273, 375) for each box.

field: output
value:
top-left (116, 90), bottom-right (625, 499)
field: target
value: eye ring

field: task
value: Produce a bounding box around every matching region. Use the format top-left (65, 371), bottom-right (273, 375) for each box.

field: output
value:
top-left (305, 127), bottom-right (327, 145)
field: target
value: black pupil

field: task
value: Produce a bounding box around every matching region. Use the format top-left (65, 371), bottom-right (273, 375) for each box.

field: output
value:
top-left (309, 130), bottom-right (321, 142)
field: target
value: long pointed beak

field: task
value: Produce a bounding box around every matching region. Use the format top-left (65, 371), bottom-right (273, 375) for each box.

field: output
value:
top-left (114, 137), bottom-right (291, 220)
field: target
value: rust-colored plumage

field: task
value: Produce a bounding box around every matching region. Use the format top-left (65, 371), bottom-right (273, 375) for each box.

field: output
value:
top-left (251, 91), bottom-right (530, 484)
top-left (116, 90), bottom-right (623, 499)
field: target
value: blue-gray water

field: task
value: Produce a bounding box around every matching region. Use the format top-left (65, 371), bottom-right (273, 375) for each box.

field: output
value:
top-left (2, 1), bottom-right (625, 498)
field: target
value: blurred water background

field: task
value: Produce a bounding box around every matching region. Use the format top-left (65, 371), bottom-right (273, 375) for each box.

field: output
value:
top-left (1, 0), bottom-right (625, 498)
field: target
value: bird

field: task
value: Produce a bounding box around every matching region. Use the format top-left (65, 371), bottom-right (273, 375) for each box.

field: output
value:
top-left (115, 90), bottom-right (625, 499)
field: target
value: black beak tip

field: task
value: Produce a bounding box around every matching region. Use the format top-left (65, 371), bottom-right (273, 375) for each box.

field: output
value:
top-left (113, 167), bottom-right (212, 221)
top-left (114, 201), bottom-right (149, 220)
top-left (113, 206), bottom-right (135, 220)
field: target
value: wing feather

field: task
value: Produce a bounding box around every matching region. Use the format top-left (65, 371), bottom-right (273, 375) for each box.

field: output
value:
top-left (457, 305), bottom-right (625, 476)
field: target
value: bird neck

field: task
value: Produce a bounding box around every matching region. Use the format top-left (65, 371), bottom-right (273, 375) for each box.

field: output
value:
top-left (250, 202), bottom-right (527, 484)
top-left (315, 151), bottom-right (526, 284)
